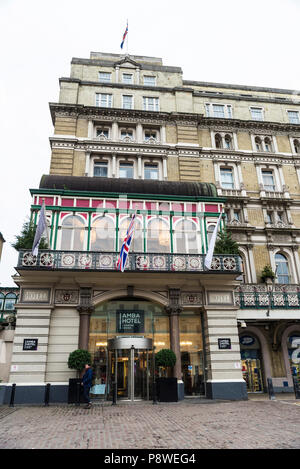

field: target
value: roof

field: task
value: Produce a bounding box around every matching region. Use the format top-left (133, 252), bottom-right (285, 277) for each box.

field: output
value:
top-left (39, 175), bottom-right (218, 198)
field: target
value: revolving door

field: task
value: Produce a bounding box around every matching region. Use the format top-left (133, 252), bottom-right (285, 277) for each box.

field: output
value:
top-left (108, 337), bottom-right (153, 401)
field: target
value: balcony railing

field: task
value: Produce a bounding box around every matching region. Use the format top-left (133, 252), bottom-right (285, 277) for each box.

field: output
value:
top-left (17, 250), bottom-right (241, 274)
top-left (235, 284), bottom-right (300, 309)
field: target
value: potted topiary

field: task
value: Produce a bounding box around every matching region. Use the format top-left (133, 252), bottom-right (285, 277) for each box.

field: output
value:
top-left (67, 349), bottom-right (92, 404)
top-left (261, 265), bottom-right (275, 284)
top-left (155, 349), bottom-right (178, 402)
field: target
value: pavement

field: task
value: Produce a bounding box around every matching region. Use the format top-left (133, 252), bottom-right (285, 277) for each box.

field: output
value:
top-left (0, 395), bottom-right (300, 450)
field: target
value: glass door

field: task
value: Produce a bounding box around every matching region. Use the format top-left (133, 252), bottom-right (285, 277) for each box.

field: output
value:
top-left (242, 359), bottom-right (263, 392)
top-left (134, 349), bottom-right (153, 400)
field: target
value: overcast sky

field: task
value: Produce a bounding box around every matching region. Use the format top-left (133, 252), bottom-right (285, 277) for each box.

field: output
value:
top-left (0, 0), bottom-right (299, 287)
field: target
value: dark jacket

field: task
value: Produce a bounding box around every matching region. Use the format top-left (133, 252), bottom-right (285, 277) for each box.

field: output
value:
top-left (82, 367), bottom-right (93, 387)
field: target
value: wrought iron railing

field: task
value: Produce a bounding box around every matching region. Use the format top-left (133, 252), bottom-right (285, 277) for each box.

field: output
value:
top-left (235, 284), bottom-right (300, 309)
top-left (17, 250), bottom-right (241, 274)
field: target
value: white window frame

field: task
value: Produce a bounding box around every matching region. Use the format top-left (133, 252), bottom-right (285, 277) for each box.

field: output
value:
top-left (93, 160), bottom-right (109, 178)
top-left (95, 126), bottom-right (110, 139)
top-left (143, 96), bottom-right (160, 112)
top-left (250, 106), bottom-right (264, 121)
top-left (95, 93), bottom-right (113, 108)
top-left (220, 167), bottom-right (235, 189)
top-left (119, 127), bottom-right (135, 141)
top-left (205, 103), bottom-right (233, 119)
top-left (117, 159), bottom-right (136, 179)
top-left (122, 73), bottom-right (134, 84)
top-left (98, 72), bottom-right (112, 83)
top-left (143, 128), bottom-right (160, 142)
top-left (122, 94), bottom-right (134, 110)
top-left (143, 75), bottom-right (156, 86)
top-left (287, 110), bottom-right (300, 124)
top-left (144, 163), bottom-right (159, 180)
top-left (261, 169), bottom-right (276, 192)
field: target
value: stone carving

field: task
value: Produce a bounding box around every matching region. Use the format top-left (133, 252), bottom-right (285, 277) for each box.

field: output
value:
top-left (55, 289), bottom-right (79, 304)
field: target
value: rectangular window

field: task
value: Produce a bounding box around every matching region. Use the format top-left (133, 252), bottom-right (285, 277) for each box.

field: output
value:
top-left (206, 103), bottom-right (232, 118)
top-left (144, 76), bottom-right (156, 86)
top-left (121, 130), bottom-right (134, 140)
top-left (144, 130), bottom-right (157, 141)
top-left (96, 128), bottom-right (109, 139)
top-left (122, 95), bottom-right (133, 109)
top-left (122, 73), bottom-right (133, 84)
top-left (144, 164), bottom-right (159, 180)
top-left (98, 72), bottom-right (111, 83)
top-left (220, 168), bottom-right (234, 189)
top-left (143, 97), bottom-right (159, 111)
top-left (250, 107), bottom-right (264, 121)
top-left (95, 93), bottom-right (112, 108)
top-left (94, 162), bottom-right (108, 178)
top-left (266, 212), bottom-right (273, 223)
top-left (287, 111), bottom-right (300, 124)
top-left (262, 170), bottom-right (275, 191)
top-left (119, 163), bottom-right (134, 178)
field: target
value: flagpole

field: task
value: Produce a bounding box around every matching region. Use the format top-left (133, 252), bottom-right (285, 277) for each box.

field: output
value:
top-left (126, 19), bottom-right (129, 55)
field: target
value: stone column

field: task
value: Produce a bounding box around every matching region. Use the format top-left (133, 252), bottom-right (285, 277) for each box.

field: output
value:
top-left (77, 288), bottom-right (94, 350)
top-left (165, 288), bottom-right (182, 380)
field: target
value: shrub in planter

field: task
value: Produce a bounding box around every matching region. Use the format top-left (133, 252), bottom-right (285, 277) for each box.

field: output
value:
top-left (261, 265), bottom-right (275, 283)
top-left (155, 349), bottom-right (178, 402)
top-left (68, 349), bottom-right (92, 376)
top-left (67, 349), bottom-right (92, 404)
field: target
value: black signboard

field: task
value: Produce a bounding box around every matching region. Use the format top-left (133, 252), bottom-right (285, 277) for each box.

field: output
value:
top-left (117, 310), bottom-right (144, 333)
top-left (218, 338), bottom-right (231, 350)
top-left (23, 339), bottom-right (38, 351)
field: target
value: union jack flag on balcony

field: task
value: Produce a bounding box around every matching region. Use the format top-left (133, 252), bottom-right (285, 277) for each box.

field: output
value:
top-left (116, 212), bottom-right (136, 272)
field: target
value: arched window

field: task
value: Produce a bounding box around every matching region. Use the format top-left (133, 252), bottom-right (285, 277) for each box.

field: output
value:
top-left (224, 134), bottom-right (233, 149)
top-left (255, 137), bottom-right (262, 151)
top-left (215, 133), bottom-right (222, 149)
top-left (275, 253), bottom-right (290, 284)
top-left (264, 137), bottom-right (272, 152)
top-left (90, 216), bottom-right (115, 251)
top-left (207, 224), bottom-right (216, 245)
top-left (0, 293), bottom-right (4, 310)
top-left (174, 219), bottom-right (198, 254)
top-left (4, 293), bottom-right (17, 311)
top-left (147, 218), bottom-right (170, 253)
top-left (118, 217), bottom-right (143, 252)
top-left (293, 139), bottom-right (300, 154)
top-left (61, 215), bottom-right (86, 251)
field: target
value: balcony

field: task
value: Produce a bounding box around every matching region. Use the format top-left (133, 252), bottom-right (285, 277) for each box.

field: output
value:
top-left (17, 250), bottom-right (241, 274)
top-left (235, 284), bottom-right (300, 309)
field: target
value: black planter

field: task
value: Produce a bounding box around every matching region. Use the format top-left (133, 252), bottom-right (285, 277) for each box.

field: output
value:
top-left (156, 377), bottom-right (178, 402)
top-left (68, 378), bottom-right (85, 404)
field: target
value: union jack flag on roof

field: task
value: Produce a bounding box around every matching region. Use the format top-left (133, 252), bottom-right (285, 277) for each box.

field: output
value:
top-left (120, 21), bottom-right (128, 49)
top-left (116, 212), bottom-right (136, 272)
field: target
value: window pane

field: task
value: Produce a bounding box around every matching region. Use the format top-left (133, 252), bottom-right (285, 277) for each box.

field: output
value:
top-left (123, 95), bottom-right (133, 109)
top-left (174, 220), bottom-right (198, 254)
top-left (251, 108), bottom-right (263, 121)
top-left (94, 162), bottom-right (108, 177)
top-left (90, 218), bottom-right (115, 251)
top-left (122, 74), bottom-right (133, 84)
top-left (119, 163), bottom-right (133, 178)
top-left (99, 72), bottom-right (111, 83)
top-left (220, 168), bottom-right (234, 189)
top-left (144, 76), bottom-right (156, 86)
top-left (147, 219), bottom-right (170, 252)
top-left (144, 164), bottom-right (158, 180)
top-left (288, 111), bottom-right (299, 124)
top-left (96, 129), bottom-right (109, 138)
top-left (213, 105), bottom-right (225, 118)
top-left (61, 215), bottom-right (85, 250)
top-left (262, 171), bottom-right (275, 191)
top-left (275, 253), bottom-right (290, 284)
top-left (119, 218), bottom-right (143, 252)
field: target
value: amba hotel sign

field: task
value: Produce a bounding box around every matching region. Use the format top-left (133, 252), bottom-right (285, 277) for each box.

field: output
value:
top-left (117, 310), bottom-right (144, 333)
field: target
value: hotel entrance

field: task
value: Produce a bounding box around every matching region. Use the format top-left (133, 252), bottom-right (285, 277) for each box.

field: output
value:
top-left (107, 337), bottom-right (153, 401)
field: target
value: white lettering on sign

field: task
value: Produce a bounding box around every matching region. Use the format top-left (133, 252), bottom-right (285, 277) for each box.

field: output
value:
top-left (22, 289), bottom-right (49, 303)
top-left (208, 292), bottom-right (233, 305)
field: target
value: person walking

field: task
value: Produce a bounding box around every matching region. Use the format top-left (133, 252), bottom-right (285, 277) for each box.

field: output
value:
top-left (82, 363), bottom-right (93, 409)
